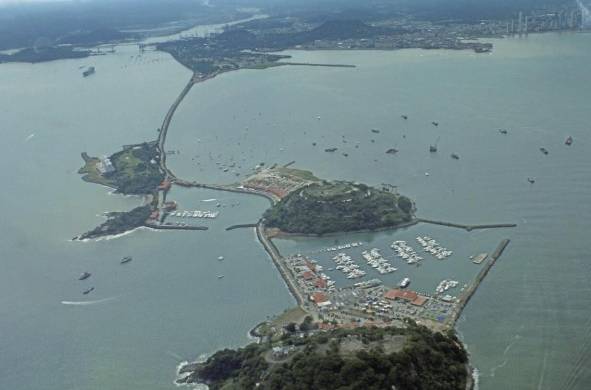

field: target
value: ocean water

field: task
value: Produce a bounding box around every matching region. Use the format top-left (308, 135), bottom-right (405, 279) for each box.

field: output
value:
top-left (1, 32), bottom-right (590, 389)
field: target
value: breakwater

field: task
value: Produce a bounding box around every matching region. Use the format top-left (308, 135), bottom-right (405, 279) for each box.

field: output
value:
top-left (418, 218), bottom-right (517, 231)
top-left (256, 222), bottom-right (305, 306)
top-left (447, 239), bottom-right (511, 326)
top-left (226, 223), bottom-right (258, 231)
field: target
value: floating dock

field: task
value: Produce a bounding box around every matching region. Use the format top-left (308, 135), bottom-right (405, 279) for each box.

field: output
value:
top-left (472, 253), bottom-right (488, 264)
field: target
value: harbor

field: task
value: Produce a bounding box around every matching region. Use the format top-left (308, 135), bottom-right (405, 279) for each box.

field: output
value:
top-left (263, 222), bottom-right (513, 332)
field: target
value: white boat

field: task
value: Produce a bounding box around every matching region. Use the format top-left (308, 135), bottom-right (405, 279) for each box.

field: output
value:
top-left (399, 278), bottom-right (411, 288)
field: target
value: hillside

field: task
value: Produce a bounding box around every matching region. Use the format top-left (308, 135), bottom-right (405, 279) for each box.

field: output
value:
top-left (263, 181), bottom-right (414, 235)
top-left (177, 323), bottom-right (469, 390)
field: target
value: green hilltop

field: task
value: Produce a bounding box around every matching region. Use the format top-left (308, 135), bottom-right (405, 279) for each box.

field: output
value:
top-left (263, 181), bottom-right (414, 235)
top-left (177, 322), bottom-right (469, 390)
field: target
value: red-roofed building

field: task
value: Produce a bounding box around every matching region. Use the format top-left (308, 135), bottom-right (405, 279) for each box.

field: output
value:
top-left (315, 278), bottom-right (327, 289)
top-left (311, 292), bottom-right (328, 304)
top-left (384, 289), bottom-right (428, 306)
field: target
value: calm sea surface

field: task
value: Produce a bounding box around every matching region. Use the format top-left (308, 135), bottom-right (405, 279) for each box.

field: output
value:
top-left (1, 32), bottom-right (590, 389)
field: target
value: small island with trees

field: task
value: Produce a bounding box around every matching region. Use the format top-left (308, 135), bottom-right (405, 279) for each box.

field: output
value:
top-left (177, 321), bottom-right (469, 390)
top-left (263, 180), bottom-right (415, 235)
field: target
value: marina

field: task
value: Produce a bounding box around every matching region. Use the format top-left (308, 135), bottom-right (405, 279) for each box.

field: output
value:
top-left (168, 209), bottom-right (219, 219)
top-left (361, 248), bottom-right (398, 274)
top-left (416, 236), bottom-right (453, 260)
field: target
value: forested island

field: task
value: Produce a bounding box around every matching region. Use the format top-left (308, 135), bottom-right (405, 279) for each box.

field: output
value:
top-left (177, 322), bottom-right (469, 390)
top-left (263, 181), bottom-right (415, 235)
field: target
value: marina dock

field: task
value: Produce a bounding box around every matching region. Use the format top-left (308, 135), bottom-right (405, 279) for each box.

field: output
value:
top-left (145, 223), bottom-right (208, 231)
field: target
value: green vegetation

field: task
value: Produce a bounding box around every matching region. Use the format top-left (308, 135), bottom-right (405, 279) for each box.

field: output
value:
top-left (274, 167), bottom-right (320, 182)
top-left (263, 181), bottom-right (414, 235)
top-left (79, 142), bottom-right (165, 195)
top-left (0, 46), bottom-right (91, 64)
top-left (76, 205), bottom-right (152, 240)
top-left (78, 153), bottom-right (113, 188)
top-left (178, 323), bottom-right (468, 390)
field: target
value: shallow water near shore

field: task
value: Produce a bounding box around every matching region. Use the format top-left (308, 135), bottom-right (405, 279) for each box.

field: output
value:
top-left (1, 32), bottom-right (591, 389)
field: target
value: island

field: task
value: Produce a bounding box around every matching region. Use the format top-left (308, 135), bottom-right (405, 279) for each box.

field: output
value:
top-left (263, 180), bottom-right (415, 235)
top-left (78, 141), bottom-right (165, 195)
top-left (176, 321), bottom-right (470, 389)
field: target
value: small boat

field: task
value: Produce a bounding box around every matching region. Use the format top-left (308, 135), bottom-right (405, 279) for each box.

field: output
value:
top-left (498, 129), bottom-right (508, 135)
top-left (565, 136), bottom-right (573, 146)
top-left (324, 147), bottom-right (338, 152)
top-left (386, 148), bottom-right (398, 154)
top-left (401, 115), bottom-right (408, 120)
top-left (527, 178), bottom-right (535, 184)
top-left (83, 287), bottom-right (95, 295)
top-left (371, 129), bottom-right (380, 134)
top-left (429, 145), bottom-right (438, 153)
top-left (539, 147), bottom-right (549, 155)
top-left (399, 278), bottom-right (411, 288)
top-left (120, 256), bottom-right (132, 264)
top-left (217, 256), bottom-right (224, 261)
top-left (78, 272), bottom-right (91, 281)
top-left (217, 275), bottom-right (225, 279)
top-left (82, 66), bottom-right (95, 77)
top-left (451, 153), bottom-right (460, 160)
top-left (432, 121), bottom-right (439, 127)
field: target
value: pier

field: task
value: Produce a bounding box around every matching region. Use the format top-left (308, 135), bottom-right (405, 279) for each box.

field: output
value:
top-left (447, 239), bottom-right (511, 326)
